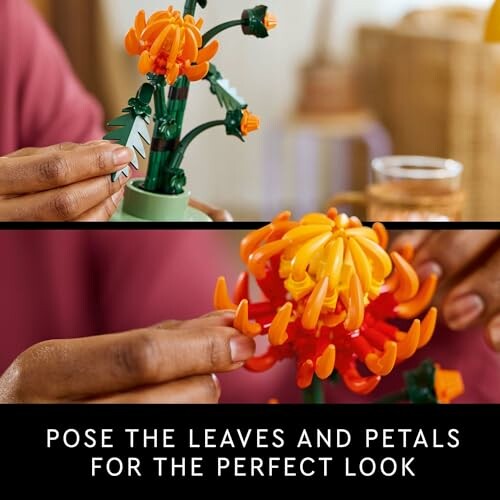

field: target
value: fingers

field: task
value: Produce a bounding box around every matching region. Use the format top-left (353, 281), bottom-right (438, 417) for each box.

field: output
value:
top-left (442, 246), bottom-right (500, 339)
top-left (12, 324), bottom-right (255, 401)
top-left (75, 189), bottom-right (125, 222)
top-left (411, 230), bottom-right (499, 281)
top-left (0, 142), bottom-right (133, 196)
top-left (390, 230), bottom-right (432, 254)
top-left (189, 198), bottom-right (234, 222)
top-left (5, 142), bottom-right (81, 158)
top-left (90, 375), bottom-right (221, 404)
top-left (0, 172), bottom-right (128, 221)
top-left (154, 311), bottom-right (236, 330)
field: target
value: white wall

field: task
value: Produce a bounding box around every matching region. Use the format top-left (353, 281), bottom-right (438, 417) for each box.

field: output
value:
top-left (103, 0), bottom-right (492, 218)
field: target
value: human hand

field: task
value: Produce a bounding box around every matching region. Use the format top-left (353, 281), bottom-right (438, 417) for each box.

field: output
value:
top-left (0, 311), bottom-right (255, 403)
top-left (189, 198), bottom-right (234, 222)
top-left (392, 230), bottom-right (500, 351)
top-left (0, 141), bottom-right (134, 221)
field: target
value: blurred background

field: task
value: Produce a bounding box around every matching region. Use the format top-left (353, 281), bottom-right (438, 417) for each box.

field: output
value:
top-left (30, 0), bottom-right (500, 220)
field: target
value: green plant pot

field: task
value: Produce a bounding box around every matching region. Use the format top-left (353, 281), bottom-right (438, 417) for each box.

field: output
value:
top-left (111, 179), bottom-right (212, 222)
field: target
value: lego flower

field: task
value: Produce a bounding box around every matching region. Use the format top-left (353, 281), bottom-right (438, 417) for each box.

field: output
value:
top-left (242, 6), bottom-right (278, 38)
top-left (240, 109), bottom-right (260, 136)
top-left (125, 7), bottom-right (219, 85)
top-left (214, 209), bottom-right (440, 393)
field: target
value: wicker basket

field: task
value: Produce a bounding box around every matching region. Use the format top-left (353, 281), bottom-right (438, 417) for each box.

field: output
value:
top-left (357, 7), bottom-right (500, 220)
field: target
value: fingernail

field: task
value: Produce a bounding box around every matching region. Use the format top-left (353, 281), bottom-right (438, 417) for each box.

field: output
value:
top-left (112, 188), bottom-right (125, 206)
top-left (487, 316), bottom-right (500, 351)
top-left (112, 147), bottom-right (133, 166)
top-left (212, 374), bottom-right (222, 400)
top-left (416, 261), bottom-right (443, 281)
top-left (230, 335), bottom-right (255, 363)
top-left (444, 294), bottom-right (485, 331)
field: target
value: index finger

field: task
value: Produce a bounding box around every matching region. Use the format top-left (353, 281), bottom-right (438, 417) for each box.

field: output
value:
top-left (17, 325), bottom-right (255, 401)
top-left (0, 143), bottom-right (133, 195)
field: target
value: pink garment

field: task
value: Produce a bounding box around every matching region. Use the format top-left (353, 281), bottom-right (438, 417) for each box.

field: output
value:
top-left (0, 1), bottom-right (498, 403)
top-left (0, 0), bottom-right (103, 154)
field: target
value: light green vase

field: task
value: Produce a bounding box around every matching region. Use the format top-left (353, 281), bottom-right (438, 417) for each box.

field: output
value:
top-left (112, 179), bottom-right (212, 222)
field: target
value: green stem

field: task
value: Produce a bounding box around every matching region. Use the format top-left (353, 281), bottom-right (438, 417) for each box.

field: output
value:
top-left (202, 20), bottom-right (245, 46)
top-left (144, 79), bottom-right (168, 192)
top-left (303, 377), bottom-right (325, 404)
top-left (184, 0), bottom-right (198, 16)
top-left (168, 120), bottom-right (225, 172)
top-left (376, 389), bottom-right (409, 404)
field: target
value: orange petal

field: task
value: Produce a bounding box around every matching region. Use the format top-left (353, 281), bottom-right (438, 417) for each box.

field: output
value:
top-left (327, 207), bottom-right (338, 220)
top-left (134, 10), bottom-right (147, 35)
top-left (273, 211), bottom-right (292, 223)
top-left (302, 277), bottom-right (329, 330)
top-left (300, 213), bottom-right (335, 227)
top-left (344, 273), bottom-right (365, 331)
top-left (182, 28), bottom-right (199, 63)
top-left (248, 240), bottom-right (290, 280)
top-left (365, 341), bottom-right (397, 376)
top-left (434, 367), bottom-right (465, 404)
top-left (297, 360), bottom-right (314, 389)
top-left (234, 300), bottom-right (262, 338)
top-left (348, 216), bottom-right (363, 228)
top-left (343, 373), bottom-right (381, 395)
top-left (269, 302), bottom-right (292, 346)
top-left (197, 40), bottom-right (219, 64)
top-left (167, 26), bottom-right (181, 67)
top-left (395, 274), bottom-right (438, 319)
top-left (383, 270), bottom-right (399, 294)
top-left (142, 20), bottom-right (170, 45)
top-left (283, 225), bottom-right (332, 245)
top-left (323, 311), bottom-right (347, 327)
top-left (245, 352), bottom-right (277, 372)
top-left (395, 320), bottom-right (420, 362)
top-left (183, 61), bottom-right (210, 81)
top-left (373, 222), bottom-right (389, 249)
top-left (167, 64), bottom-right (180, 85)
top-left (150, 25), bottom-right (173, 56)
top-left (315, 345), bottom-right (336, 380)
top-left (125, 29), bottom-right (141, 55)
top-left (240, 224), bottom-right (273, 264)
top-left (355, 236), bottom-right (392, 280)
top-left (148, 11), bottom-right (171, 25)
top-left (214, 277), bottom-right (237, 310)
top-left (348, 238), bottom-right (372, 292)
top-left (291, 232), bottom-right (332, 281)
top-left (419, 307), bottom-right (437, 348)
top-left (189, 24), bottom-right (203, 47)
top-left (323, 238), bottom-right (344, 290)
top-left (196, 18), bottom-right (204, 30)
top-left (335, 213), bottom-right (350, 229)
top-left (138, 51), bottom-right (153, 74)
top-left (400, 243), bottom-right (415, 262)
top-left (391, 252), bottom-right (419, 302)
top-left (344, 227), bottom-right (379, 242)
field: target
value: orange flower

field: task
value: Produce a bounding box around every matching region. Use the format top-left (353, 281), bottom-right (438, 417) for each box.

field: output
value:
top-left (125, 7), bottom-right (219, 85)
top-left (214, 210), bottom-right (440, 393)
top-left (240, 110), bottom-right (260, 136)
top-left (264, 13), bottom-right (278, 32)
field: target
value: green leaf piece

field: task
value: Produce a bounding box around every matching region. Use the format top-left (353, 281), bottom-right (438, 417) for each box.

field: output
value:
top-left (104, 113), bottom-right (151, 181)
top-left (205, 64), bottom-right (247, 112)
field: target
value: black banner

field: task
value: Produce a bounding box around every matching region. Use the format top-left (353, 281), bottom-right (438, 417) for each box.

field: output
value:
top-left (0, 404), bottom-right (497, 491)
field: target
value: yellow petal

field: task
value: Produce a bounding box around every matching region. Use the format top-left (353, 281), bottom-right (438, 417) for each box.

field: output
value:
top-left (291, 233), bottom-right (332, 281)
